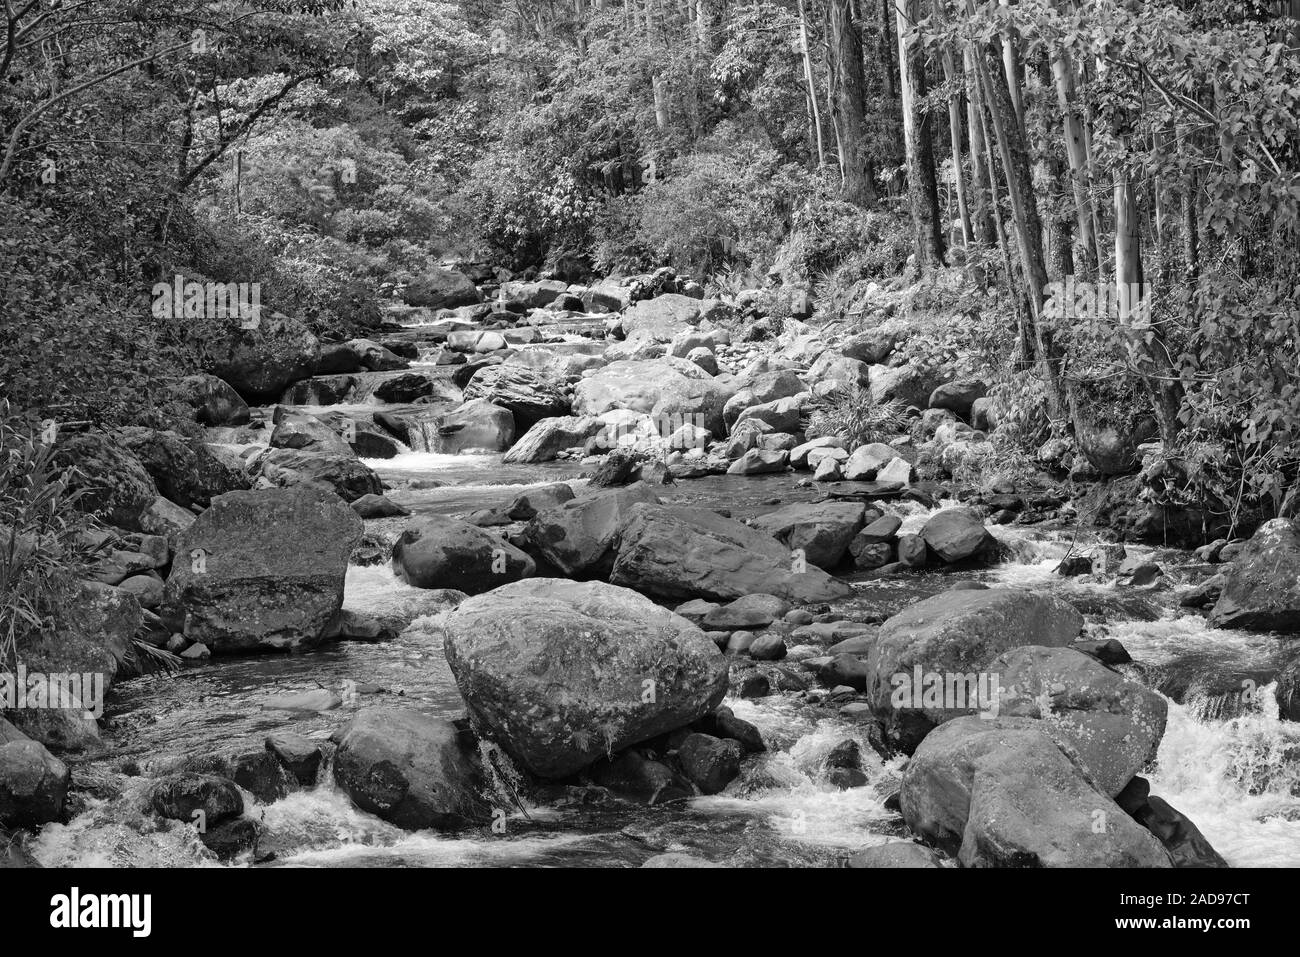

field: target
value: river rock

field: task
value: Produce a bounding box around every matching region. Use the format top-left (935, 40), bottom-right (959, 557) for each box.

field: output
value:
top-left (462, 365), bottom-right (568, 431)
top-left (265, 732), bottom-right (323, 787)
top-left (350, 493), bottom-right (409, 519)
top-left (207, 313), bottom-right (321, 403)
top-left (865, 588), bottom-right (1085, 753)
top-left (403, 267), bottom-right (482, 309)
top-left (441, 579), bottom-right (729, 778)
top-left (723, 370), bottom-right (806, 428)
top-left (432, 399), bottom-right (516, 453)
top-left (901, 717), bottom-right (1171, 867)
top-left (333, 707), bottom-right (491, 829)
top-left (610, 503), bottom-right (854, 603)
top-left (150, 772), bottom-right (243, 826)
top-left (256, 448), bottom-right (382, 503)
top-left (523, 483), bottom-right (661, 578)
top-left (842, 443), bottom-right (896, 481)
top-left (164, 487), bottom-right (361, 653)
top-left (868, 362), bottom-right (943, 408)
top-left (701, 594), bottom-right (790, 630)
top-left (620, 293), bottom-right (701, 342)
top-left (928, 380), bottom-right (987, 419)
top-left (0, 738), bottom-right (69, 828)
top-left (268, 410), bottom-right (352, 456)
top-left (989, 645), bottom-right (1166, 796)
top-left (507, 483), bottom-right (576, 521)
top-left (733, 395), bottom-right (804, 433)
top-left (726, 448), bottom-right (788, 475)
top-left (749, 501), bottom-right (867, 569)
top-left (847, 842), bottom-right (944, 868)
top-left (675, 733), bottom-right (742, 794)
top-left (178, 374), bottom-right (250, 426)
top-left (391, 516), bottom-right (535, 593)
top-left (920, 507), bottom-right (996, 563)
top-left (502, 416), bottom-right (601, 463)
top-left (575, 358), bottom-right (730, 437)
top-left (1209, 518), bottom-right (1300, 632)
top-left (54, 433), bottom-right (157, 531)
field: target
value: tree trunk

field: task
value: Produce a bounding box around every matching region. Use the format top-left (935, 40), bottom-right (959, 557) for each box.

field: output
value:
top-left (977, 35), bottom-right (1064, 419)
top-left (896, 0), bottom-right (945, 268)
top-left (827, 0), bottom-right (877, 205)
top-left (964, 46), bottom-right (996, 246)
top-left (798, 0), bottom-right (827, 167)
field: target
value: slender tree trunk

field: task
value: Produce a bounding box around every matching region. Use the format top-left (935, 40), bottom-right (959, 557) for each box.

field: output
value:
top-left (977, 35), bottom-right (1065, 419)
top-left (934, 3), bottom-right (971, 246)
top-left (896, 0), bottom-right (945, 268)
top-left (798, 0), bottom-right (827, 167)
top-left (964, 46), bottom-right (996, 245)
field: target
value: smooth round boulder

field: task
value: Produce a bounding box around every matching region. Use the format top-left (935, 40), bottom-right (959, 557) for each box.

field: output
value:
top-left (440, 579), bottom-right (729, 779)
top-left (149, 772), bottom-right (243, 826)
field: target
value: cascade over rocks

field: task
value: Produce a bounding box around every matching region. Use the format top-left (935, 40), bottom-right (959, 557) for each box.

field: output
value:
top-left (440, 579), bottom-right (728, 778)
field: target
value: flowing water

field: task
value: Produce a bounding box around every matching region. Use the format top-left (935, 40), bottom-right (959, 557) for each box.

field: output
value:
top-left (26, 447), bottom-right (1300, 867)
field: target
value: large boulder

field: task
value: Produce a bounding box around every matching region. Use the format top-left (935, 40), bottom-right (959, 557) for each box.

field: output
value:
top-left (53, 433), bottom-right (157, 531)
top-left (119, 427), bottom-right (253, 508)
top-left (523, 483), bottom-right (661, 578)
top-left (901, 717), bottom-right (1172, 867)
top-left (207, 313), bottom-right (321, 403)
top-left (391, 516), bottom-right (535, 593)
top-left (403, 267), bottom-right (482, 309)
top-left (619, 293), bottom-right (702, 342)
top-left (865, 587), bottom-right (1084, 752)
top-left (1209, 519), bottom-right (1300, 632)
top-left (928, 380), bottom-right (987, 419)
top-left (920, 507), bottom-right (997, 563)
top-left (502, 416), bottom-right (602, 464)
top-left (990, 645), bottom-right (1167, 796)
top-left (574, 358), bottom-right (731, 437)
top-left (267, 410), bottom-right (352, 456)
top-left (0, 737), bottom-right (69, 828)
top-left (176, 374), bottom-right (250, 426)
top-left (610, 503), bottom-right (854, 604)
top-left (749, 502), bottom-right (867, 569)
top-left (314, 339), bottom-right (408, 374)
top-left (441, 579), bottom-right (729, 778)
top-left (723, 371), bottom-right (806, 428)
top-left (868, 362), bottom-right (944, 408)
top-left (255, 448), bottom-right (382, 503)
top-left (332, 707), bottom-right (492, 830)
top-left (462, 365), bottom-right (568, 432)
top-left (164, 487), bottom-right (361, 653)
top-left (431, 399), bottom-right (515, 454)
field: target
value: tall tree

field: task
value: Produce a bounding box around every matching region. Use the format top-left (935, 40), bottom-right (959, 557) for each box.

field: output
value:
top-left (827, 0), bottom-right (877, 205)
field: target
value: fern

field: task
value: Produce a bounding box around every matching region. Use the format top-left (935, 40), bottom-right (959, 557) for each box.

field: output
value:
top-left (804, 383), bottom-right (909, 449)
